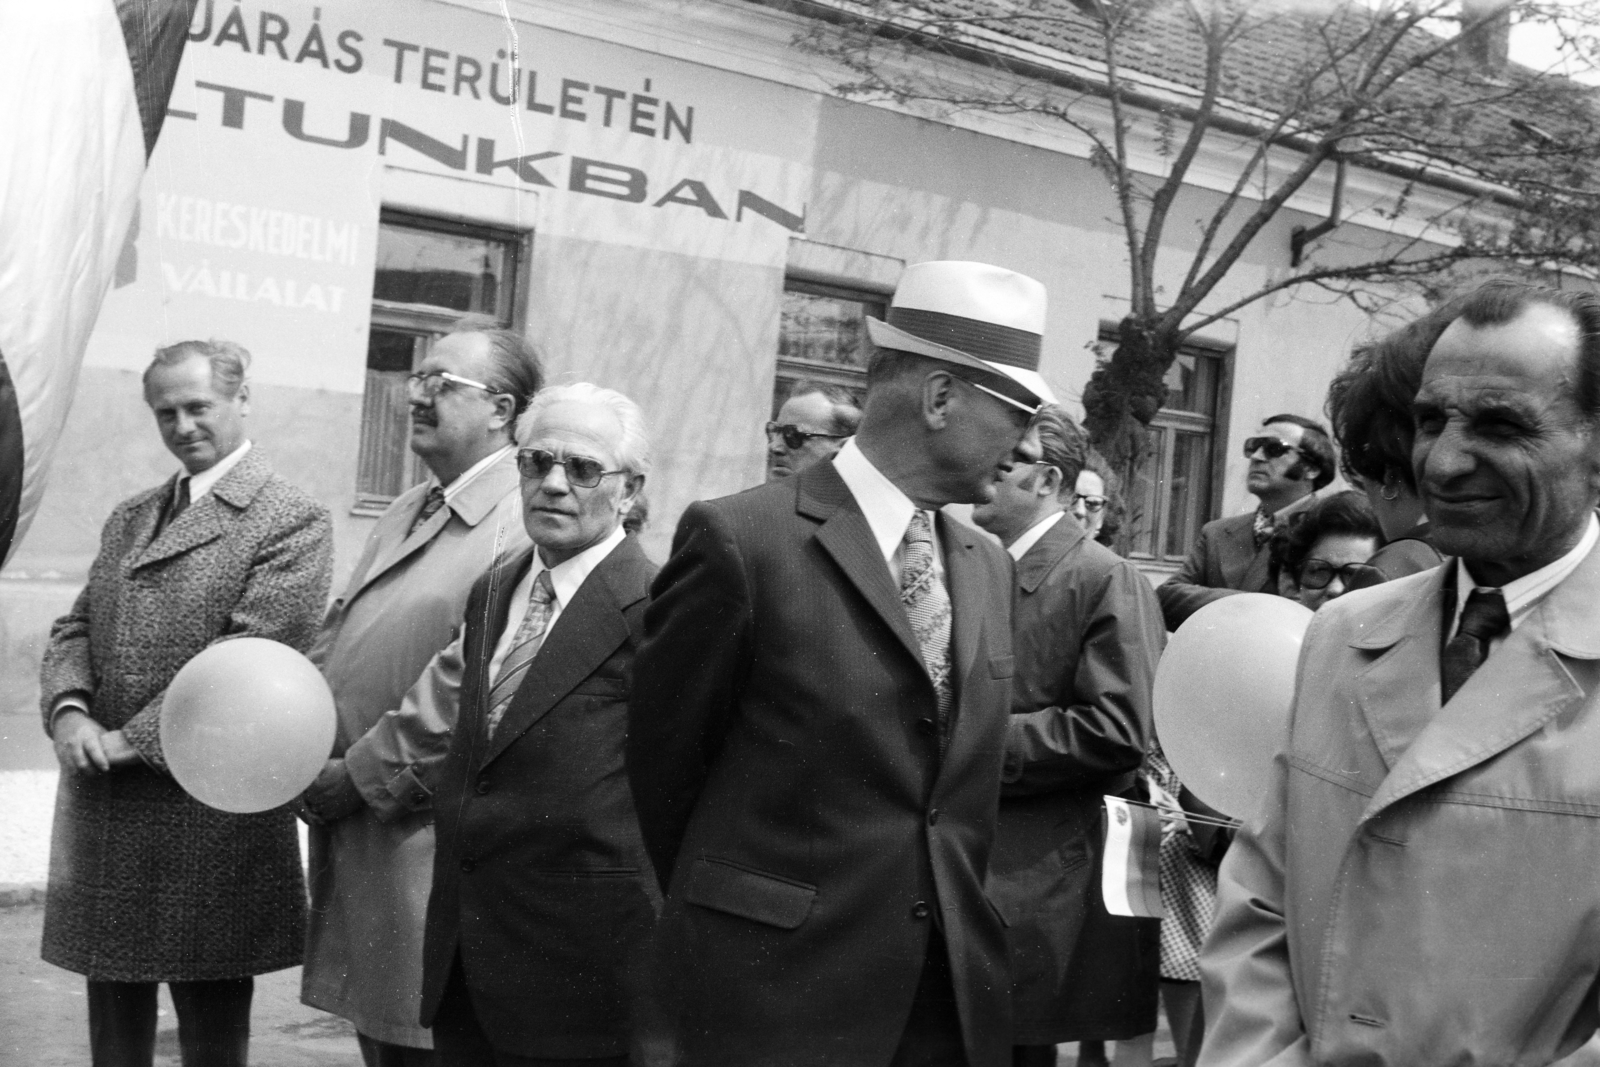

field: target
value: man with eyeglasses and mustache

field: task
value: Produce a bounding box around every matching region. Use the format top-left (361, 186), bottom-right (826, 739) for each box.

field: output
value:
top-left (765, 380), bottom-right (861, 481)
top-left (298, 324), bottom-right (542, 1066)
top-left (1157, 414), bottom-right (1335, 630)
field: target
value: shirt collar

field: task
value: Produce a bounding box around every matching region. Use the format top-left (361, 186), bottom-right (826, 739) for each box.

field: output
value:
top-left (1453, 513), bottom-right (1600, 631)
top-left (437, 444), bottom-right (514, 503)
top-left (183, 440), bottom-right (252, 502)
top-left (831, 438), bottom-right (921, 566)
top-left (532, 524), bottom-right (627, 609)
top-left (1007, 510), bottom-right (1065, 562)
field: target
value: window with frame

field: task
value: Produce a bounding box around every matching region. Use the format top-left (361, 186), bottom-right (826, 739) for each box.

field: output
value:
top-left (772, 278), bottom-right (885, 417)
top-left (355, 209), bottom-right (525, 513)
top-left (1103, 329), bottom-right (1230, 564)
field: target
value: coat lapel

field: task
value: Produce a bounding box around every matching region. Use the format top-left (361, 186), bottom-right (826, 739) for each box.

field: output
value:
top-left (131, 450), bottom-right (270, 570)
top-left (1360, 548), bottom-right (1600, 823)
top-left (801, 464), bottom-right (924, 670)
top-left (1351, 566), bottom-right (1450, 770)
top-left (480, 537), bottom-right (650, 767)
top-left (940, 511), bottom-right (995, 758)
top-left (1015, 514), bottom-right (1084, 594)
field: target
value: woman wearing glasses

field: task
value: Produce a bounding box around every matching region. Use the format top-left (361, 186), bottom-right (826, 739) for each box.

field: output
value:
top-left (1269, 490), bottom-right (1386, 611)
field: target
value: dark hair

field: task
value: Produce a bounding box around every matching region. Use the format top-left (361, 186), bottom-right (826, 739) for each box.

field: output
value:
top-left (1262, 413), bottom-right (1336, 491)
top-left (144, 339), bottom-right (251, 397)
top-left (1030, 404), bottom-right (1088, 496)
top-left (788, 379), bottom-right (862, 435)
top-left (1326, 300), bottom-right (1466, 490)
top-left (1079, 448), bottom-right (1124, 548)
top-left (450, 317), bottom-right (545, 419)
top-left (1269, 489), bottom-right (1384, 587)
top-left (1438, 279), bottom-right (1600, 419)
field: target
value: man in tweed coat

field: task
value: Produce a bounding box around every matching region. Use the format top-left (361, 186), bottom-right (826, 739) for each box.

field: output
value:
top-left (40, 339), bottom-right (332, 1067)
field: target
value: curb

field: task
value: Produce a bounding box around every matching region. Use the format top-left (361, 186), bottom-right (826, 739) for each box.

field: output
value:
top-left (0, 883), bottom-right (45, 908)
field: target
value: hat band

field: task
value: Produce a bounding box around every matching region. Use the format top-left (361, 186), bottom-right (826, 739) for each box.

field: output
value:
top-left (887, 308), bottom-right (1041, 370)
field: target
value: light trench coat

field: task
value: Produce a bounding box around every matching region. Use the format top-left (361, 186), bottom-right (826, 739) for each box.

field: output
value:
top-left (301, 451), bottom-right (528, 1047)
top-left (1201, 546), bottom-right (1600, 1067)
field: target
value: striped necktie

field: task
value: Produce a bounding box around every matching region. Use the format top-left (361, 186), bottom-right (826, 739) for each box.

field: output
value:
top-left (485, 570), bottom-right (558, 738)
top-left (901, 510), bottom-right (953, 750)
top-left (409, 485), bottom-right (446, 534)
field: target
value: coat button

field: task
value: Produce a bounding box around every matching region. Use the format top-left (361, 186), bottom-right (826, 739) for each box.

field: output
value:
top-left (475, 780), bottom-right (491, 796)
top-left (911, 901), bottom-right (931, 920)
top-left (927, 808), bottom-right (940, 826)
top-left (916, 717), bottom-right (937, 735)
top-left (460, 858), bottom-right (476, 873)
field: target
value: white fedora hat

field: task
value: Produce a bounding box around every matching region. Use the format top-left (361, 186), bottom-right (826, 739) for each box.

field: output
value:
top-left (866, 260), bottom-right (1057, 412)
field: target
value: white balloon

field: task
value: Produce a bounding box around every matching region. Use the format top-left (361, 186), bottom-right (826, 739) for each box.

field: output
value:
top-left (1153, 594), bottom-right (1313, 819)
top-left (160, 638), bottom-right (335, 813)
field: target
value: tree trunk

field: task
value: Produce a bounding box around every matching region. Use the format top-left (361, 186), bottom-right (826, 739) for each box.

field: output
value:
top-left (1080, 317), bottom-right (1178, 556)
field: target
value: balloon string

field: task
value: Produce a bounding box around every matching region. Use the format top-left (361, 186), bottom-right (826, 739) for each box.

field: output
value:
top-left (1113, 795), bottom-right (1242, 830)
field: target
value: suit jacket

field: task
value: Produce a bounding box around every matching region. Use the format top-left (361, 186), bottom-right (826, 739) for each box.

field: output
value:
top-left (420, 537), bottom-right (660, 1060)
top-left (39, 448), bottom-right (331, 981)
top-left (302, 451), bottom-right (529, 1047)
top-left (989, 515), bottom-right (1164, 1044)
top-left (1201, 552), bottom-right (1600, 1067)
top-left (1158, 493), bottom-right (1316, 631)
top-left (628, 462), bottom-right (1017, 1067)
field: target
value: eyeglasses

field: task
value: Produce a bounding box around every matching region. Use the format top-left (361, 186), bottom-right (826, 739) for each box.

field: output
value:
top-left (1242, 436), bottom-right (1303, 461)
top-left (1297, 559), bottom-right (1385, 591)
top-left (406, 370), bottom-right (502, 401)
top-left (766, 422), bottom-right (847, 451)
top-left (1073, 493), bottom-right (1108, 514)
top-left (516, 448), bottom-right (627, 488)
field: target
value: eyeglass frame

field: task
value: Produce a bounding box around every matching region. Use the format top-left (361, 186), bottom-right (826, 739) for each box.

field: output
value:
top-left (1242, 435), bottom-right (1304, 461)
top-left (1296, 558), bottom-right (1385, 591)
top-left (1072, 493), bottom-right (1108, 514)
top-left (406, 370), bottom-right (507, 401)
top-left (515, 447), bottom-right (630, 489)
top-left (765, 422), bottom-right (848, 451)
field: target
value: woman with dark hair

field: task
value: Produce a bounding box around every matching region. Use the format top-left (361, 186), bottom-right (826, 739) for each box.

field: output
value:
top-left (1270, 490), bottom-right (1386, 610)
top-left (1326, 302), bottom-right (1460, 581)
top-left (1073, 449), bottom-right (1121, 547)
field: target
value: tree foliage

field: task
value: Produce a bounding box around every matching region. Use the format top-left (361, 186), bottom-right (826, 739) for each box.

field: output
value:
top-left (791, 0), bottom-right (1600, 549)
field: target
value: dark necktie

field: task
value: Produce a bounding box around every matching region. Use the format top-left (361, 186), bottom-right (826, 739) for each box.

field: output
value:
top-left (409, 485), bottom-right (446, 534)
top-left (156, 478), bottom-right (190, 537)
top-left (1441, 589), bottom-right (1510, 704)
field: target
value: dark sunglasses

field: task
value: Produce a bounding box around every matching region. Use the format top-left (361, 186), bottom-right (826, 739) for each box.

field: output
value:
top-left (1242, 435), bottom-right (1302, 461)
top-left (516, 448), bottom-right (626, 489)
top-left (766, 422), bottom-right (847, 450)
top-left (1297, 559), bottom-right (1385, 591)
top-left (1073, 493), bottom-right (1108, 514)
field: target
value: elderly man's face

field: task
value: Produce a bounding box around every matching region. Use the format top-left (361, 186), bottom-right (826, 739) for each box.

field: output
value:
top-left (144, 355), bottom-right (249, 475)
top-left (766, 391), bottom-right (848, 482)
top-left (935, 375), bottom-right (1033, 506)
top-left (1413, 303), bottom-right (1600, 581)
top-left (519, 399), bottom-right (641, 567)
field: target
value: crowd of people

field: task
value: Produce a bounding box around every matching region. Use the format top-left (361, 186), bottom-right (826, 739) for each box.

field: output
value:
top-left (35, 260), bottom-right (1600, 1067)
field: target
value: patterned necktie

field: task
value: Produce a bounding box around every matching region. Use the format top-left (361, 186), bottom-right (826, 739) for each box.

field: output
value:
top-left (1252, 505), bottom-right (1275, 549)
top-left (1441, 588), bottom-right (1510, 704)
top-left (410, 485), bottom-right (446, 534)
top-left (901, 510), bottom-right (954, 750)
top-left (485, 570), bottom-right (558, 737)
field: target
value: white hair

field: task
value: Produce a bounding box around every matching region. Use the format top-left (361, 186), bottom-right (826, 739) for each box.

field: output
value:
top-left (515, 382), bottom-right (652, 477)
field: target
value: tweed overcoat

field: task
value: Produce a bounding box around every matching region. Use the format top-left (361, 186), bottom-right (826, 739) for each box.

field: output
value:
top-left (302, 451), bottom-right (528, 1048)
top-left (628, 462), bottom-right (1017, 1067)
top-left (989, 516), bottom-right (1163, 1045)
top-left (39, 447), bottom-right (331, 982)
top-left (1201, 552), bottom-right (1600, 1066)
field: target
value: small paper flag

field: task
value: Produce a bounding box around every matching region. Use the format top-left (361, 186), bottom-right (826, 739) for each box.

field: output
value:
top-left (1103, 795), bottom-right (1165, 918)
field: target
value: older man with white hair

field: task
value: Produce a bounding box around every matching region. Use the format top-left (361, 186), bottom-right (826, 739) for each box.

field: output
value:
top-left (408, 382), bottom-right (659, 1066)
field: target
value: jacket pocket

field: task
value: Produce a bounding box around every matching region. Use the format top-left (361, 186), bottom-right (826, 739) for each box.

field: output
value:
top-left (988, 655), bottom-right (1015, 679)
top-left (682, 856), bottom-right (816, 929)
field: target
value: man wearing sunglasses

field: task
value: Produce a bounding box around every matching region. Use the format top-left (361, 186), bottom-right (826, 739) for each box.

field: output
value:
top-left (765, 380), bottom-right (861, 482)
top-left (631, 261), bottom-right (1052, 1067)
top-left (298, 325), bottom-right (542, 1066)
top-left (1157, 414), bottom-right (1335, 630)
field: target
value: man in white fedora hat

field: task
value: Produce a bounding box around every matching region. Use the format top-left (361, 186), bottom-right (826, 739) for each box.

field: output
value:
top-left (631, 261), bottom-right (1053, 1067)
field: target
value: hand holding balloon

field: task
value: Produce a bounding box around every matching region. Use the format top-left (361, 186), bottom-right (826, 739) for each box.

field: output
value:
top-left (1152, 594), bottom-right (1313, 819)
top-left (161, 638), bottom-right (336, 813)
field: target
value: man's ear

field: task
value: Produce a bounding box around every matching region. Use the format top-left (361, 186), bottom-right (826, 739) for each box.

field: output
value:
top-left (489, 394), bottom-right (517, 433)
top-left (1036, 464), bottom-right (1063, 499)
top-left (619, 473), bottom-right (646, 512)
top-left (235, 380), bottom-right (251, 416)
top-left (921, 371), bottom-right (954, 430)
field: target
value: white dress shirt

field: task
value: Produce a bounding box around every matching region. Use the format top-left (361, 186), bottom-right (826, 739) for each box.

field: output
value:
top-left (1007, 511), bottom-right (1066, 563)
top-left (487, 524), bottom-right (628, 683)
top-left (831, 438), bottom-right (945, 587)
top-left (1451, 513), bottom-right (1599, 655)
top-left (181, 439), bottom-right (252, 503)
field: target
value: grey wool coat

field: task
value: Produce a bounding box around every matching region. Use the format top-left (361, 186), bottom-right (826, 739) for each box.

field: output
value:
top-left (39, 447), bottom-right (332, 982)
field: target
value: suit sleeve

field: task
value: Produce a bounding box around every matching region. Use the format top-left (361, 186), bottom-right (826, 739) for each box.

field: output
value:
top-left (1002, 562), bottom-right (1162, 795)
top-left (628, 501), bottom-right (752, 892)
top-left (342, 627), bottom-right (465, 821)
top-left (122, 497), bottom-right (335, 771)
top-left (1196, 613), bottom-right (1334, 1067)
top-left (1158, 524), bottom-right (1237, 631)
